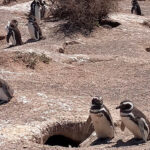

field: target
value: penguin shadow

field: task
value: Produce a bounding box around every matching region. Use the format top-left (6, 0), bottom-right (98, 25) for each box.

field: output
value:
top-left (24, 39), bottom-right (38, 44)
top-left (90, 137), bottom-right (114, 146)
top-left (4, 44), bottom-right (20, 49)
top-left (113, 138), bottom-right (145, 147)
top-left (44, 17), bottom-right (60, 22)
top-left (24, 37), bottom-right (46, 44)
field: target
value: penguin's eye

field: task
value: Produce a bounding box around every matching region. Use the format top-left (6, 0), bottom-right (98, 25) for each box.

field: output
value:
top-left (124, 104), bottom-right (131, 109)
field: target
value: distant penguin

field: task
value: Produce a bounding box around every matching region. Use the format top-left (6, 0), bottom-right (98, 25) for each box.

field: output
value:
top-left (34, 1), bottom-right (42, 24)
top-left (131, 0), bottom-right (142, 15)
top-left (30, 0), bottom-right (47, 21)
top-left (30, 0), bottom-right (37, 16)
top-left (90, 96), bottom-right (114, 139)
top-left (28, 15), bottom-right (43, 41)
top-left (40, 0), bottom-right (47, 19)
top-left (0, 78), bottom-right (14, 105)
top-left (116, 100), bottom-right (150, 142)
top-left (6, 20), bottom-right (23, 46)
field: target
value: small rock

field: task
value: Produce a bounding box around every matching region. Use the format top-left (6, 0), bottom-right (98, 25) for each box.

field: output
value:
top-left (58, 48), bottom-right (65, 53)
top-left (145, 48), bottom-right (150, 52)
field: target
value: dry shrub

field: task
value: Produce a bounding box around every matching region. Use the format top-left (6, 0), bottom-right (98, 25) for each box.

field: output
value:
top-left (49, 0), bottom-right (118, 33)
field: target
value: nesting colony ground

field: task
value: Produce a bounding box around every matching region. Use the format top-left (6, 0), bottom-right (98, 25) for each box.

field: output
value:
top-left (0, 0), bottom-right (150, 149)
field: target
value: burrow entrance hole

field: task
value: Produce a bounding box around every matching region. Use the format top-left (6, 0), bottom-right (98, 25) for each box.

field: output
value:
top-left (45, 135), bottom-right (80, 147)
top-left (33, 117), bottom-right (93, 148)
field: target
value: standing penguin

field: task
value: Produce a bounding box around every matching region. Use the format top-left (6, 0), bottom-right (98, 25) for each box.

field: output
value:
top-left (30, 0), bottom-right (42, 23)
top-left (131, 0), bottom-right (142, 15)
top-left (30, 0), bottom-right (47, 21)
top-left (34, 1), bottom-right (41, 24)
top-left (40, 1), bottom-right (45, 19)
top-left (6, 20), bottom-right (23, 46)
top-left (28, 15), bottom-right (43, 41)
top-left (116, 100), bottom-right (150, 142)
top-left (0, 78), bottom-right (14, 105)
top-left (90, 96), bottom-right (114, 139)
top-left (30, 0), bottom-right (37, 16)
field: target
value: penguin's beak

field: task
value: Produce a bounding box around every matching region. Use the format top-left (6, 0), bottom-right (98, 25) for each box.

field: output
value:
top-left (116, 105), bottom-right (121, 109)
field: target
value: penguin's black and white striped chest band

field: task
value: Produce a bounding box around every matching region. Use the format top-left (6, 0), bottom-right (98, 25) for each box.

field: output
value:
top-left (90, 104), bottom-right (114, 139)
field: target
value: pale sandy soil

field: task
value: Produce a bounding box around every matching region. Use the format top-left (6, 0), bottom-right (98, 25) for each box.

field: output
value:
top-left (0, 0), bottom-right (150, 149)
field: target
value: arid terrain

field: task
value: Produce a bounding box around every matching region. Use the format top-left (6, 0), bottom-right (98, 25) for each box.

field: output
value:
top-left (0, 0), bottom-right (150, 149)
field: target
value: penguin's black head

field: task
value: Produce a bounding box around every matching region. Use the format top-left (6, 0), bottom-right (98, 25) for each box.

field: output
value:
top-left (36, 1), bottom-right (40, 6)
top-left (90, 96), bottom-right (103, 113)
top-left (116, 100), bottom-right (134, 112)
top-left (10, 20), bottom-right (18, 28)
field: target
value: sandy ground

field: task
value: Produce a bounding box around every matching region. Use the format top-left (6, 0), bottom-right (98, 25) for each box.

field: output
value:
top-left (0, 0), bottom-right (150, 149)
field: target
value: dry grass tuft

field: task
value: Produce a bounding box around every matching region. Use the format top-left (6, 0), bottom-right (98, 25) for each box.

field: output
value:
top-left (13, 52), bottom-right (51, 69)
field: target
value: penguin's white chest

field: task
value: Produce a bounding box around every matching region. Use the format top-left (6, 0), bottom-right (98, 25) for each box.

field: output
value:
top-left (90, 113), bottom-right (114, 138)
top-left (121, 117), bottom-right (142, 138)
top-left (9, 31), bottom-right (16, 45)
top-left (28, 23), bottom-right (36, 39)
top-left (0, 88), bottom-right (8, 101)
top-left (10, 35), bottom-right (16, 45)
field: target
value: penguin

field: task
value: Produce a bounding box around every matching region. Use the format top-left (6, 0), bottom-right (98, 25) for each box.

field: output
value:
top-left (116, 100), bottom-right (150, 142)
top-left (28, 15), bottom-right (43, 41)
top-left (0, 79), bottom-right (14, 105)
top-left (30, 0), bottom-right (47, 21)
top-left (30, 0), bottom-right (42, 23)
top-left (131, 0), bottom-right (142, 15)
top-left (6, 20), bottom-right (23, 46)
top-left (40, 0), bottom-right (46, 19)
top-left (90, 96), bottom-right (114, 139)
top-left (30, 0), bottom-right (37, 16)
top-left (34, 0), bottom-right (42, 24)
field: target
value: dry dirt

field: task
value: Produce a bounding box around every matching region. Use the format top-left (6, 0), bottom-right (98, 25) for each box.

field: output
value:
top-left (0, 0), bottom-right (150, 149)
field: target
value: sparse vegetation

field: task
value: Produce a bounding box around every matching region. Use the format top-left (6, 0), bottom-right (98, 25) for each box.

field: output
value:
top-left (49, 0), bottom-right (118, 33)
top-left (13, 52), bottom-right (51, 69)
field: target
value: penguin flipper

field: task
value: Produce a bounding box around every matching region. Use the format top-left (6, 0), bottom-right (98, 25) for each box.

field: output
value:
top-left (120, 121), bottom-right (125, 131)
top-left (137, 118), bottom-right (148, 142)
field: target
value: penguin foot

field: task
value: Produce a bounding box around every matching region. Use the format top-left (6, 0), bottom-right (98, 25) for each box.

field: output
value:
top-left (0, 100), bottom-right (9, 105)
top-left (90, 137), bottom-right (113, 145)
